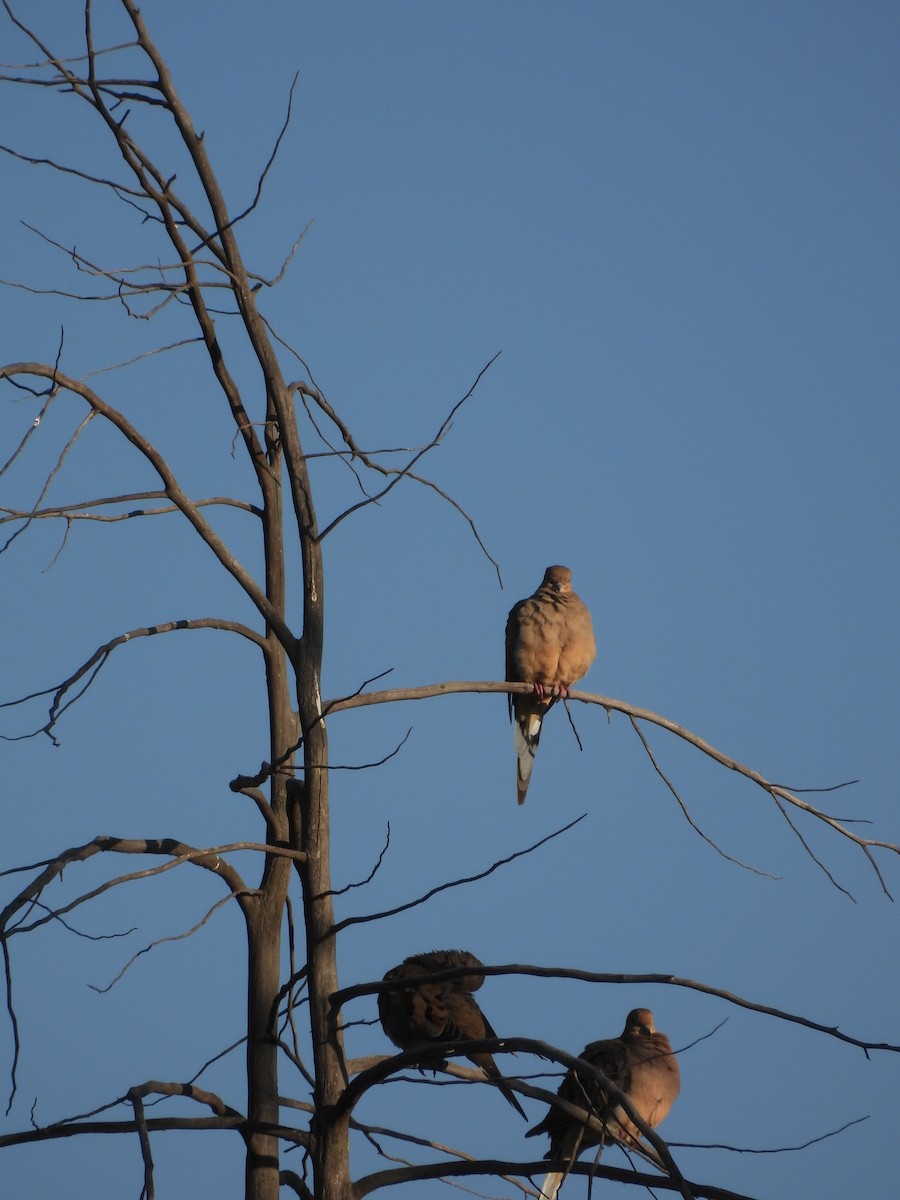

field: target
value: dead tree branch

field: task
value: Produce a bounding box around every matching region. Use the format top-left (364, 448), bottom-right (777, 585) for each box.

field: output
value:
top-left (0, 618), bottom-right (268, 743)
top-left (323, 681), bottom-right (898, 894)
top-left (330, 814), bottom-right (587, 934)
top-left (335, 967), bottom-right (900, 1057)
top-left (301, 354), bottom-right (503, 586)
top-left (0, 834), bottom-right (292, 1109)
top-left (341, 1036), bottom-right (693, 1193)
top-left (0, 492), bottom-right (262, 526)
top-left (354, 1158), bottom-right (758, 1200)
top-left (0, 362), bottom-right (295, 651)
top-left (627, 714), bottom-right (777, 878)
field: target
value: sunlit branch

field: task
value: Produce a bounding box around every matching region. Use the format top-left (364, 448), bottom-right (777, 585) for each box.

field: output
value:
top-left (0, 835), bottom-right (306, 1107)
top-left (3, 11), bottom-right (282, 501)
top-left (1, 838), bottom-right (262, 942)
top-left (279, 1168), bottom-right (313, 1200)
top-left (14, 219), bottom-right (238, 297)
top-left (130, 1090), bottom-right (154, 1199)
top-left (80, 336), bottom-right (203, 378)
top-left (24, 898), bottom-right (135, 942)
top-left (0, 383), bottom-right (55, 477)
top-left (0, 492), bottom-right (262, 526)
top-left (771, 794), bottom-right (855, 899)
top-left (0, 140), bottom-right (146, 199)
top-left (253, 220), bottom-right (314, 289)
top-left (322, 680), bottom-right (898, 894)
top-left (0, 1112), bottom-right (308, 1150)
top-left (0, 1116), bottom-right (248, 1149)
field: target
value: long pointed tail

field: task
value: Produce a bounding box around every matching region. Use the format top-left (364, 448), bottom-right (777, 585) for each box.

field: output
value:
top-left (498, 1078), bottom-right (527, 1119)
top-left (538, 1171), bottom-right (563, 1200)
top-left (474, 1053), bottom-right (528, 1119)
top-left (513, 701), bottom-right (543, 804)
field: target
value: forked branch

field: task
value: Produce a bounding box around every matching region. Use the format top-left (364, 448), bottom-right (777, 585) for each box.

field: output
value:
top-left (345, 1037), bottom-right (694, 1196)
top-left (0, 362), bottom-right (295, 650)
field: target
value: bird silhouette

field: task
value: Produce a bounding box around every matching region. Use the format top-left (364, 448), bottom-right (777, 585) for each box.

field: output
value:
top-left (378, 949), bottom-right (526, 1118)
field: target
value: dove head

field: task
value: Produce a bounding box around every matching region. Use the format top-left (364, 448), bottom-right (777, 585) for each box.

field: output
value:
top-left (624, 1008), bottom-right (656, 1037)
top-left (541, 565), bottom-right (572, 594)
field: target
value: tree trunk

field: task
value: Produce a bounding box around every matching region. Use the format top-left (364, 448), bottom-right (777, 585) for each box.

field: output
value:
top-left (297, 722), bottom-right (351, 1199)
top-left (245, 874), bottom-right (291, 1200)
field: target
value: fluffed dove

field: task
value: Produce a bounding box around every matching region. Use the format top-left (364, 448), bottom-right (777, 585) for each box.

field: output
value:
top-left (526, 1008), bottom-right (680, 1200)
top-left (378, 949), bottom-right (526, 1118)
top-left (505, 565), bottom-right (596, 803)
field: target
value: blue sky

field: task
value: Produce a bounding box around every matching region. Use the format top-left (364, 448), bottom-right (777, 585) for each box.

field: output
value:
top-left (2, 2), bottom-right (898, 1198)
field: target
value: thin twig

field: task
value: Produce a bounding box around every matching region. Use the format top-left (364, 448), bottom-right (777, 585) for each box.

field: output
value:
top-left (331, 814), bottom-right (587, 934)
top-left (629, 715), bottom-right (776, 878)
top-left (88, 892), bottom-right (238, 993)
top-left (773, 795), bottom-right (855, 902)
top-left (323, 825), bottom-right (392, 899)
top-left (672, 1114), bottom-right (869, 1156)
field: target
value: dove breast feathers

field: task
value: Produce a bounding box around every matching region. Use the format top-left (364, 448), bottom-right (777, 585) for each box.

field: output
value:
top-left (506, 566), bottom-right (596, 697)
top-left (527, 1008), bottom-right (680, 1154)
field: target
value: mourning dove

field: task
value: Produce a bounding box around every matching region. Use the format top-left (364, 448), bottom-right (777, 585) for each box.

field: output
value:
top-left (526, 1008), bottom-right (680, 1200)
top-left (378, 949), bottom-right (526, 1118)
top-left (505, 565), bottom-right (596, 803)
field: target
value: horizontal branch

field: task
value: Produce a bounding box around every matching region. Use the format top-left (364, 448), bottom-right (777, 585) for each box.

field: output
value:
top-left (2, 837), bottom-right (311, 934)
top-left (322, 681), bottom-right (898, 893)
top-left (0, 491), bottom-right (262, 525)
top-left (127, 1078), bottom-right (242, 1118)
top-left (334, 964), bottom-right (900, 1057)
top-left (354, 1157), bottom-right (757, 1200)
top-left (0, 1113), bottom-right (307, 1150)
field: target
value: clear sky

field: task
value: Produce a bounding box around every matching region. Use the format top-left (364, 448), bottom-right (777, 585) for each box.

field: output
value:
top-left (1, 2), bottom-right (898, 1199)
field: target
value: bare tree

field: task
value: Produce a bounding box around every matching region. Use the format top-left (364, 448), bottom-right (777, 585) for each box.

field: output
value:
top-left (1, 5), bottom-right (897, 1200)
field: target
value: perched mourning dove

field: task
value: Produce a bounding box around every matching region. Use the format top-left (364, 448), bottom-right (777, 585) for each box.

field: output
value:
top-left (505, 565), bottom-right (596, 804)
top-left (378, 949), bottom-right (526, 1118)
top-left (526, 1008), bottom-right (680, 1200)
